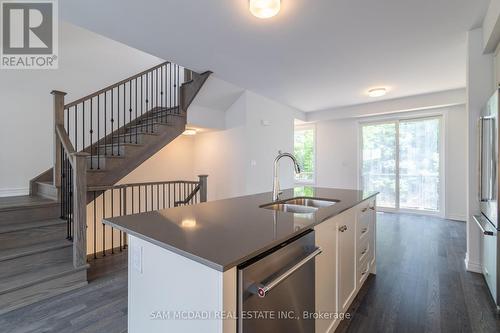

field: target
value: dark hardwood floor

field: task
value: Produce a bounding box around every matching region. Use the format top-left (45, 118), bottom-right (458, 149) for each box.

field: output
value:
top-left (0, 212), bottom-right (499, 332)
top-left (339, 213), bottom-right (500, 333)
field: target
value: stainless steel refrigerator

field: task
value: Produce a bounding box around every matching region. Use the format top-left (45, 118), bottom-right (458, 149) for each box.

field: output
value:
top-left (474, 88), bottom-right (500, 311)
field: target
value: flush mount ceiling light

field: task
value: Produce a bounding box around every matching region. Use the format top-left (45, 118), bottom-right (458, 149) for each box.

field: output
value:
top-left (182, 128), bottom-right (197, 136)
top-left (249, 0), bottom-right (281, 19)
top-left (368, 87), bottom-right (388, 98)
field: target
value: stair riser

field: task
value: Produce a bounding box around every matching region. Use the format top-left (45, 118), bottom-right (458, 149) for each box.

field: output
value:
top-left (0, 269), bottom-right (87, 315)
top-left (0, 246), bottom-right (72, 279)
top-left (34, 182), bottom-right (58, 200)
top-left (86, 156), bottom-right (128, 171)
top-left (126, 125), bottom-right (161, 135)
top-left (0, 224), bottom-right (66, 252)
top-left (0, 205), bottom-right (60, 225)
top-left (97, 145), bottom-right (126, 156)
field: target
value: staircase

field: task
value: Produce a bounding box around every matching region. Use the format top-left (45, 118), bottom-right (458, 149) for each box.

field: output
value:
top-left (0, 196), bottom-right (87, 315)
top-left (0, 62), bottom-right (211, 315)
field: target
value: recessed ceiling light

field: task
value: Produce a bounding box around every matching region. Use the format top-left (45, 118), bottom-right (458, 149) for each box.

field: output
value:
top-left (249, 0), bottom-right (281, 19)
top-left (183, 128), bottom-right (197, 136)
top-left (368, 88), bottom-right (388, 98)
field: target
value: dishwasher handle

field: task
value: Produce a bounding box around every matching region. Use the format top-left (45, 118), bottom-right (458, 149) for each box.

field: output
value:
top-left (255, 247), bottom-right (322, 298)
top-left (473, 215), bottom-right (495, 236)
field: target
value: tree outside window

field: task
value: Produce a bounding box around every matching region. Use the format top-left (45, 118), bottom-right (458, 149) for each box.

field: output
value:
top-left (294, 125), bottom-right (315, 183)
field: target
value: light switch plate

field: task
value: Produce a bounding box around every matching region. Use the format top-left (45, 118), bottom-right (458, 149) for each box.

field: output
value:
top-left (131, 244), bottom-right (143, 273)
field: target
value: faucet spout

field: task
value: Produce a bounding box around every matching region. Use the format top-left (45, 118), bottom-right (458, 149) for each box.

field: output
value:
top-left (272, 152), bottom-right (301, 202)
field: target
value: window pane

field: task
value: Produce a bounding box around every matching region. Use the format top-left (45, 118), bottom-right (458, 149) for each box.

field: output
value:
top-left (294, 127), bottom-right (315, 182)
top-left (361, 123), bottom-right (397, 208)
top-left (399, 118), bottom-right (440, 211)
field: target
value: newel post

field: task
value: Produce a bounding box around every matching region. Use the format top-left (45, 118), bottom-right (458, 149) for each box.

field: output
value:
top-left (51, 90), bottom-right (66, 189)
top-left (72, 152), bottom-right (89, 268)
top-left (198, 175), bottom-right (208, 202)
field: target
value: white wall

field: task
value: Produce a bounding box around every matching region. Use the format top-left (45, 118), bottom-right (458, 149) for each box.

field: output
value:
top-left (0, 22), bottom-right (163, 196)
top-left (118, 135), bottom-right (196, 184)
top-left (316, 120), bottom-right (359, 189)
top-left (315, 105), bottom-right (468, 221)
top-left (192, 90), bottom-right (297, 201)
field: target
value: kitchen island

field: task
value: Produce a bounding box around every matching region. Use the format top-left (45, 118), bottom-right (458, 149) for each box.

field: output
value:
top-left (104, 187), bottom-right (377, 333)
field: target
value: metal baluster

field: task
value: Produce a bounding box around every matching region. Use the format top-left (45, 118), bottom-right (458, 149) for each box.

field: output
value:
top-left (117, 86), bottom-right (121, 156)
top-left (120, 188), bottom-right (123, 251)
top-left (139, 185), bottom-right (142, 213)
top-left (97, 95), bottom-right (100, 169)
top-left (111, 189), bottom-right (114, 254)
top-left (135, 78), bottom-right (138, 144)
top-left (104, 92), bottom-right (107, 154)
top-left (102, 190), bottom-right (106, 257)
top-left (111, 89), bottom-right (114, 156)
top-left (89, 98), bottom-right (93, 169)
top-left (161, 65), bottom-right (164, 117)
top-left (150, 71), bottom-right (154, 132)
top-left (93, 191), bottom-right (97, 259)
top-left (129, 81), bottom-right (132, 143)
top-left (74, 105), bottom-right (78, 150)
top-left (82, 101), bottom-right (85, 151)
top-left (150, 185), bottom-right (153, 211)
top-left (132, 186), bottom-right (135, 214)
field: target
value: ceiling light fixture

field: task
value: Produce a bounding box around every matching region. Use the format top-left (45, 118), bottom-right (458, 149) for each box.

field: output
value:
top-left (368, 88), bottom-right (388, 98)
top-left (249, 0), bottom-right (281, 19)
top-left (183, 128), bottom-right (197, 136)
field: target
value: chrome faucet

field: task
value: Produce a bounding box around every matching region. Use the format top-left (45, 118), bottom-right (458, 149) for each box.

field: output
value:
top-left (272, 151), bottom-right (301, 201)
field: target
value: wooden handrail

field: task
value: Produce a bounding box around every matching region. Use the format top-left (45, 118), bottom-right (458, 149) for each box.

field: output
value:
top-left (174, 184), bottom-right (201, 206)
top-left (55, 124), bottom-right (76, 164)
top-left (87, 180), bottom-right (200, 192)
top-left (65, 61), bottom-right (170, 109)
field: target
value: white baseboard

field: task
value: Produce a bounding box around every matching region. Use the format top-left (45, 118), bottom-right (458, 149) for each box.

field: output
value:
top-left (0, 187), bottom-right (29, 197)
top-left (446, 214), bottom-right (467, 222)
top-left (464, 253), bottom-right (482, 273)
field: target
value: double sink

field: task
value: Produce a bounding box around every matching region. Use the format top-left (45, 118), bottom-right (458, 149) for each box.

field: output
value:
top-left (260, 197), bottom-right (339, 214)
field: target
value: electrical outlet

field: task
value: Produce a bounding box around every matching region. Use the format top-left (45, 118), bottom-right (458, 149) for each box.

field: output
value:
top-left (131, 244), bottom-right (143, 273)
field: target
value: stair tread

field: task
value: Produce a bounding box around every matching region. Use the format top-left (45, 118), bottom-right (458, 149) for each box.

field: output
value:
top-left (0, 195), bottom-right (57, 212)
top-left (0, 239), bottom-right (71, 262)
top-left (86, 155), bottom-right (126, 160)
top-left (99, 142), bottom-right (143, 147)
top-left (0, 260), bottom-right (84, 295)
top-left (0, 223), bottom-right (66, 252)
top-left (116, 132), bottom-right (159, 137)
top-left (0, 218), bottom-right (66, 234)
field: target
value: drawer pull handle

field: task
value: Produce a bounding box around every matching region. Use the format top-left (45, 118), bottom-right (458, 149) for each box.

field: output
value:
top-left (361, 269), bottom-right (368, 276)
top-left (361, 227), bottom-right (368, 234)
top-left (361, 207), bottom-right (368, 212)
top-left (339, 225), bottom-right (348, 232)
top-left (361, 248), bottom-right (367, 255)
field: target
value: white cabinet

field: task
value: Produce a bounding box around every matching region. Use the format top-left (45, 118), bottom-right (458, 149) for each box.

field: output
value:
top-left (314, 216), bottom-right (338, 333)
top-left (314, 197), bottom-right (377, 333)
top-left (336, 209), bottom-right (357, 313)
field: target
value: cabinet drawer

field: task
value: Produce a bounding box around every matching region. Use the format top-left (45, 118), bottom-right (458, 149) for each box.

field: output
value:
top-left (358, 215), bottom-right (370, 240)
top-left (357, 236), bottom-right (370, 262)
top-left (357, 256), bottom-right (370, 287)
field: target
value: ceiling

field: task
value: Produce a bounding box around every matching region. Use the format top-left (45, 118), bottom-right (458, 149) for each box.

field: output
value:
top-left (61, 0), bottom-right (490, 112)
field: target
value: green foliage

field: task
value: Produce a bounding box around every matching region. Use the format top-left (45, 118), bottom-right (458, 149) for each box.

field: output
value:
top-left (294, 128), bottom-right (315, 182)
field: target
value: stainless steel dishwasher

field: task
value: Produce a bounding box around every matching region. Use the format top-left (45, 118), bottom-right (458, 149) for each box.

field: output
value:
top-left (237, 230), bottom-right (321, 333)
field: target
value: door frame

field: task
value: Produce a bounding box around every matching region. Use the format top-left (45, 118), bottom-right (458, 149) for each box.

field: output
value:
top-left (358, 113), bottom-right (446, 217)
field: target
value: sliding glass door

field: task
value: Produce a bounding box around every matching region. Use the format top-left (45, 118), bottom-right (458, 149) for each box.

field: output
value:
top-left (361, 117), bottom-right (442, 213)
top-left (361, 122), bottom-right (397, 208)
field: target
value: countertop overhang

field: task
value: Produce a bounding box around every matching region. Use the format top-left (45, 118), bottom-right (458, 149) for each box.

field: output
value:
top-left (104, 187), bottom-right (378, 272)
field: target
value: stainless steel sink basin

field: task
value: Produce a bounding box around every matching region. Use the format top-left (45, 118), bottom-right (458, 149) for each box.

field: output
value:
top-left (260, 197), bottom-right (339, 214)
top-left (282, 198), bottom-right (338, 208)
